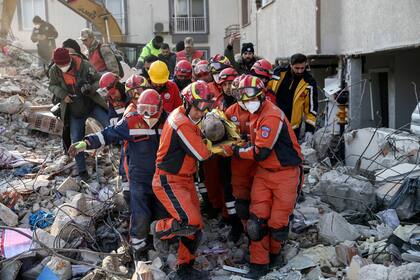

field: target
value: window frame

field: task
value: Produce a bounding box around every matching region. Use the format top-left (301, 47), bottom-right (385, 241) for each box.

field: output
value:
top-left (172, 0), bottom-right (208, 34)
top-left (19, 0), bottom-right (47, 31)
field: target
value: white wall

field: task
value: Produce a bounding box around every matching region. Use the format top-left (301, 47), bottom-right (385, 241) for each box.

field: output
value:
top-left (320, 0), bottom-right (420, 55)
top-left (10, 0), bottom-right (86, 51)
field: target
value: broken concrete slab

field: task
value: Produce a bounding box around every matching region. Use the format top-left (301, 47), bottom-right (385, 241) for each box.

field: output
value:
top-left (0, 260), bottom-right (22, 280)
top-left (298, 245), bottom-right (340, 268)
top-left (375, 163), bottom-right (420, 182)
top-left (347, 255), bottom-right (370, 280)
top-left (358, 264), bottom-right (389, 280)
top-left (335, 240), bottom-right (358, 266)
top-left (345, 127), bottom-right (420, 170)
top-left (388, 262), bottom-right (420, 280)
top-left (318, 211), bottom-right (360, 245)
top-left (319, 169), bottom-right (377, 212)
top-left (33, 228), bottom-right (66, 257)
top-left (0, 202), bottom-right (18, 226)
top-left (56, 176), bottom-right (79, 194)
top-left (0, 94), bottom-right (24, 114)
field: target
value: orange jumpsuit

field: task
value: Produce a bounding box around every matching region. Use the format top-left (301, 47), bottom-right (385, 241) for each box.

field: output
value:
top-left (234, 100), bottom-right (303, 265)
top-left (201, 81), bottom-right (225, 211)
top-left (152, 106), bottom-right (211, 265)
top-left (225, 103), bottom-right (256, 221)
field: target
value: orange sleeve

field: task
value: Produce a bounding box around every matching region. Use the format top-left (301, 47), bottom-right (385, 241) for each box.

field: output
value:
top-left (175, 122), bottom-right (211, 161)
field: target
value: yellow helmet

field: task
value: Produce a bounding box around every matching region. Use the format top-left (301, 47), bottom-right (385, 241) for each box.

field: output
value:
top-left (148, 60), bottom-right (169, 84)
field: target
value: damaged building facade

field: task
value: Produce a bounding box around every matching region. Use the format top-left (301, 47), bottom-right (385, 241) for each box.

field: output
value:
top-left (239, 0), bottom-right (420, 131)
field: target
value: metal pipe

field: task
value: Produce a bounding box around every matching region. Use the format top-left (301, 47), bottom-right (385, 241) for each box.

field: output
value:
top-left (369, 79), bottom-right (375, 121)
top-left (104, 16), bottom-right (111, 43)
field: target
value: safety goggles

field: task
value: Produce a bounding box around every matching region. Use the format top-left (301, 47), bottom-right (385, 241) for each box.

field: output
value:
top-left (210, 62), bottom-right (224, 71)
top-left (126, 88), bottom-right (145, 99)
top-left (192, 99), bottom-right (214, 112)
top-left (254, 65), bottom-right (273, 76)
top-left (176, 68), bottom-right (192, 74)
top-left (236, 87), bottom-right (262, 100)
top-left (219, 73), bottom-right (237, 82)
top-left (137, 103), bottom-right (160, 117)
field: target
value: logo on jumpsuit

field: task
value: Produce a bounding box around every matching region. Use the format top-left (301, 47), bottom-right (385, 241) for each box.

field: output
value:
top-left (230, 115), bottom-right (238, 122)
top-left (261, 126), bottom-right (271, 138)
top-left (164, 93), bottom-right (171, 100)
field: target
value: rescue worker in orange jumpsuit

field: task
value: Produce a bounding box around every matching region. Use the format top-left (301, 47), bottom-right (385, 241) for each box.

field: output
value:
top-left (224, 74), bottom-right (256, 229)
top-left (192, 60), bottom-right (212, 83)
top-left (250, 58), bottom-right (276, 103)
top-left (224, 75), bottom-right (304, 279)
top-left (148, 60), bottom-right (182, 113)
top-left (150, 81), bottom-right (214, 279)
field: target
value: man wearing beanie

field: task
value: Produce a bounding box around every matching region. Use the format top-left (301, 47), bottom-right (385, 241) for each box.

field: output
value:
top-left (48, 47), bottom-right (109, 182)
top-left (31, 16), bottom-right (58, 67)
top-left (224, 33), bottom-right (259, 74)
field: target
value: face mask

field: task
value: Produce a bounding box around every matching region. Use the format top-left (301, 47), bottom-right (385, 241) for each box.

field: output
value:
top-left (58, 64), bottom-right (71, 73)
top-left (212, 74), bottom-right (220, 83)
top-left (144, 117), bottom-right (159, 128)
top-left (34, 24), bottom-right (41, 29)
top-left (244, 100), bottom-right (261, 114)
top-left (238, 101), bottom-right (247, 110)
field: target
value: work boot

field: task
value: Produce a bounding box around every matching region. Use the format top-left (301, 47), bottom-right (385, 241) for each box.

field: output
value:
top-left (176, 263), bottom-right (210, 280)
top-left (150, 221), bottom-right (170, 254)
top-left (228, 214), bottom-right (244, 243)
top-left (200, 194), bottom-right (219, 219)
top-left (78, 171), bottom-right (90, 183)
top-left (269, 253), bottom-right (285, 269)
top-left (244, 263), bottom-right (269, 279)
top-left (150, 220), bottom-right (198, 253)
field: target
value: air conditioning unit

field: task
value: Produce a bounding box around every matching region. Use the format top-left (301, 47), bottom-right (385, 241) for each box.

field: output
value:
top-left (153, 22), bottom-right (169, 33)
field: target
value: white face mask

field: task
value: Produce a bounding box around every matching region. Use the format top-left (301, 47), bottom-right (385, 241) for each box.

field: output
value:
top-left (144, 117), bottom-right (159, 128)
top-left (244, 100), bottom-right (261, 114)
top-left (212, 73), bottom-right (220, 83)
top-left (58, 64), bottom-right (71, 73)
top-left (34, 24), bottom-right (41, 29)
top-left (238, 101), bottom-right (247, 110)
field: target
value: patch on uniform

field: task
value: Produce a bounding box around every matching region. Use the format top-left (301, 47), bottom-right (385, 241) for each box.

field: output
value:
top-left (261, 126), bottom-right (271, 138)
top-left (164, 93), bottom-right (171, 100)
top-left (230, 115), bottom-right (238, 122)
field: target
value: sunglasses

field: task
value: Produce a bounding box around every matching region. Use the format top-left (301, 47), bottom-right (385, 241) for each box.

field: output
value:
top-left (137, 104), bottom-right (159, 116)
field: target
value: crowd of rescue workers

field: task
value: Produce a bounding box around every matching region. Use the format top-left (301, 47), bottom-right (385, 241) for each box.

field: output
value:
top-left (40, 22), bottom-right (319, 279)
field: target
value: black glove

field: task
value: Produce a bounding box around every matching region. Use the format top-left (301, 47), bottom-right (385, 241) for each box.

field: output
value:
top-left (76, 79), bottom-right (91, 95)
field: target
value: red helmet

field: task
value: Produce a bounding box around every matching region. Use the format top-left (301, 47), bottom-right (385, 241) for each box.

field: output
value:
top-left (217, 67), bottom-right (239, 85)
top-left (209, 54), bottom-right (231, 74)
top-left (235, 75), bottom-right (265, 101)
top-left (192, 60), bottom-right (210, 80)
top-left (175, 60), bottom-right (192, 79)
top-left (181, 81), bottom-right (214, 112)
top-left (98, 72), bottom-right (119, 97)
top-left (137, 89), bottom-right (162, 118)
top-left (251, 59), bottom-right (273, 79)
top-left (125, 74), bottom-right (149, 99)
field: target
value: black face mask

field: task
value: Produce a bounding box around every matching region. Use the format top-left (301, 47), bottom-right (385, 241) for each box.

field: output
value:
top-left (175, 78), bottom-right (191, 90)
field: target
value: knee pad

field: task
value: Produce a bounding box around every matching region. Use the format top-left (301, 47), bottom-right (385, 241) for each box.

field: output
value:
top-left (270, 225), bottom-right (289, 241)
top-left (235, 199), bottom-right (250, 220)
top-left (246, 214), bottom-right (268, 241)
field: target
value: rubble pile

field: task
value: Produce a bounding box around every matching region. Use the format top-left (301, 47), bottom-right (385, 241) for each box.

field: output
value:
top-left (0, 47), bottom-right (419, 280)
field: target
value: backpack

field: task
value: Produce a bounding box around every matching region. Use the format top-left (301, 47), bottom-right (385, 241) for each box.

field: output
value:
top-left (98, 43), bottom-right (125, 78)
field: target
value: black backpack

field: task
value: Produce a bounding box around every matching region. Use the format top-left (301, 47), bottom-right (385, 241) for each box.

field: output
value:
top-left (98, 43), bottom-right (125, 78)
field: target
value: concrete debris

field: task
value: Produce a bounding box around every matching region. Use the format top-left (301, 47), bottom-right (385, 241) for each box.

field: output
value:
top-left (319, 169), bottom-right (377, 212)
top-left (0, 202), bottom-right (19, 226)
top-left (56, 176), bottom-right (79, 194)
top-left (388, 262), bottom-right (420, 280)
top-left (0, 94), bottom-right (24, 114)
top-left (318, 211), bottom-right (360, 245)
top-left (347, 255), bottom-right (370, 280)
top-left (335, 241), bottom-right (358, 266)
top-left (358, 264), bottom-right (389, 280)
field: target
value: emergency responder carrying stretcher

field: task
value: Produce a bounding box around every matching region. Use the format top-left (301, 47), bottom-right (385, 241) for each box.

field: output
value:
top-left (68, 89), bottom-right (168, 261)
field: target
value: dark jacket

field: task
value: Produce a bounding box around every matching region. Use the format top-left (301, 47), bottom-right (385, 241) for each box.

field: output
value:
top-left (158, 53), bottom-right (177, 78)
top-left (31, 21), bottom-right (58, 62)
top-left (224, 45), bottom-right (259, 74)
top-left (48, 57), bottom-right (108, 122)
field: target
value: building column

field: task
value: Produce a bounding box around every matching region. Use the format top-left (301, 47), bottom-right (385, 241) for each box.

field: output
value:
top-left (346, 56), bottom-right (363, 130)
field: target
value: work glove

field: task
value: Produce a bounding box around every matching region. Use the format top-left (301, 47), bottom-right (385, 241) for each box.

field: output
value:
top-left (303, 132), bottom-right (314, 145)
top-left (220, 144), bottom-right (234, 157)
top-left (68, 141), bottom-right (87, 158)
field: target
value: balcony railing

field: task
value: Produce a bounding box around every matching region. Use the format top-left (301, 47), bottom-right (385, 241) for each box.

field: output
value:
top-left (172, 16), bottom-right (207, 33)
